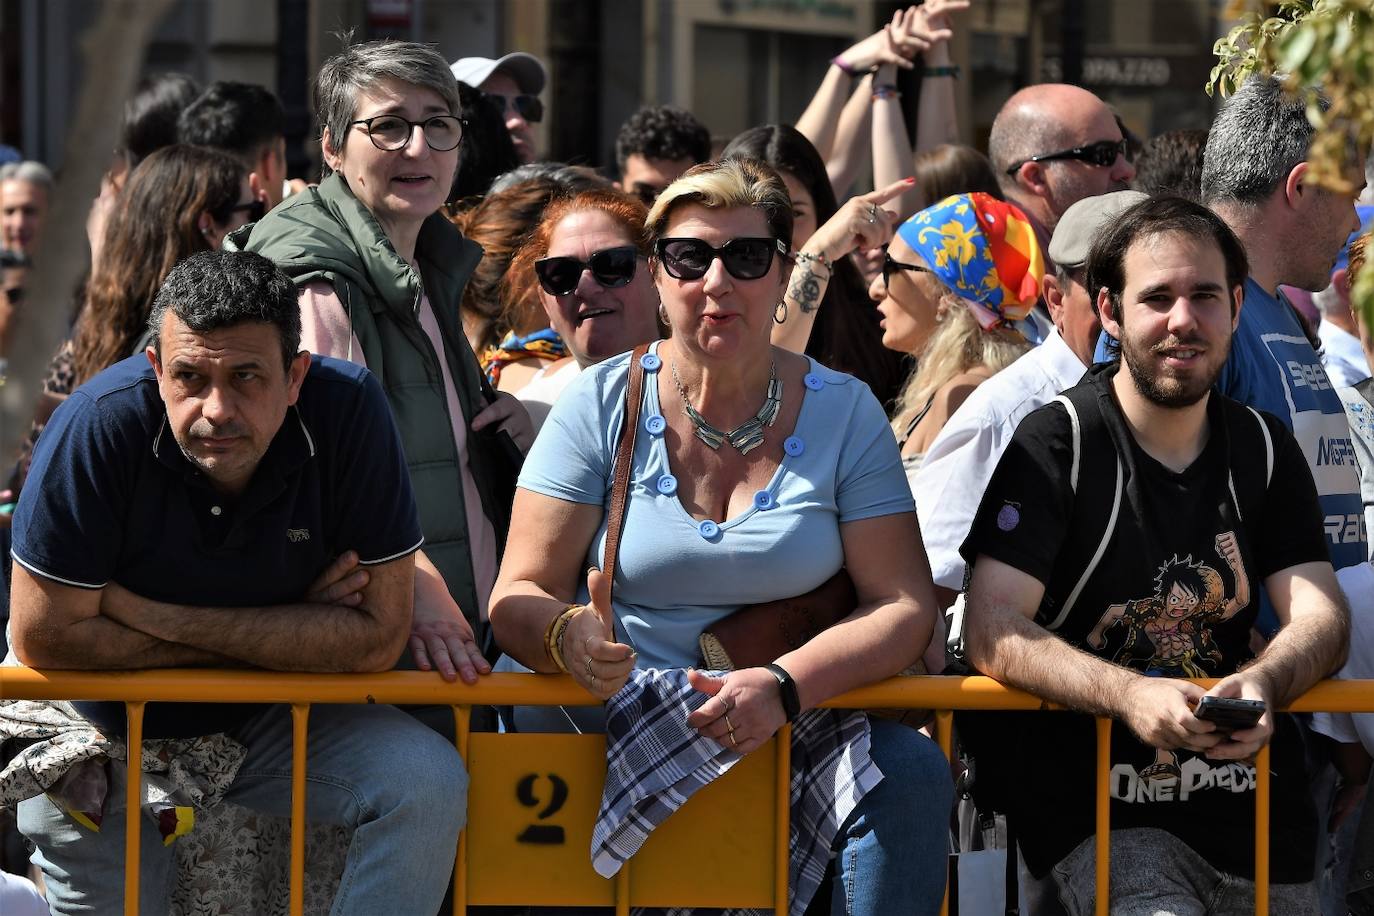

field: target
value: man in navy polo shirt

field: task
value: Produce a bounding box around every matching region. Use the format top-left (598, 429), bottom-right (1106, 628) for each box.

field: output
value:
top-left (7, 251), bottom-right (466, 915)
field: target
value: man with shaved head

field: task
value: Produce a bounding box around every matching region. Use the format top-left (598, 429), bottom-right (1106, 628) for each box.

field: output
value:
top-left (990, 84), bottom-right (1137, 263)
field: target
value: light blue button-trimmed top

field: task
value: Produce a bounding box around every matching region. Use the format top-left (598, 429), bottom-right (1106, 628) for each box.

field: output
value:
top-left (803, 372), bottom-right (824, 391)
top-left (519, 340), bottom-right (913, 669)
top-left (784, 436), bottom-right (805, 457)
top-left (656, 474), bottom-right (678, 496)
top-left (753, 490), bottom-right (775, 510)
top-left (644, 414), bottom-right (666, 435)
top-left (697, 519), bottom-right (720, 539)
top-left (639, 352), bottom-right (662, 372)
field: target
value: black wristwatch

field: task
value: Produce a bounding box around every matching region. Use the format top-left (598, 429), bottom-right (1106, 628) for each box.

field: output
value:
top-left (764, 663), bottom-right (801, 723)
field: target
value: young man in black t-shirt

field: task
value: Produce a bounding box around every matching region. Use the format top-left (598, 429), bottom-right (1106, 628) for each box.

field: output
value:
top-left (962, 196), bottom-right (1350, 914)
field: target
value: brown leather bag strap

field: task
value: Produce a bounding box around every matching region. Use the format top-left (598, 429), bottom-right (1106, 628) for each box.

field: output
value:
top-left (601, 343), bottom-right (651, 617)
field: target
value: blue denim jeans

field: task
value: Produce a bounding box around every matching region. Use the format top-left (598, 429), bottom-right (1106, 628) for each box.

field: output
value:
top-left (18, 702), bottom-right (468, 916)
top-left (828, 718), bottom-right (954, 915)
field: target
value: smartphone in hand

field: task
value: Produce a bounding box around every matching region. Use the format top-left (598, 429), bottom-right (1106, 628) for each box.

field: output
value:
top-left (1195, 695), bottom-right (1265, 731)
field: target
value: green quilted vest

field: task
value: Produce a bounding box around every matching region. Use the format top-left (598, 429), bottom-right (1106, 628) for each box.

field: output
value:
top-left (229, 175), bottom-right (514, 635)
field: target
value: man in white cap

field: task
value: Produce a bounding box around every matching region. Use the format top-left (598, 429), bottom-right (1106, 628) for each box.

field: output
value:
top-left (451, 52), bottom-right (547, 164)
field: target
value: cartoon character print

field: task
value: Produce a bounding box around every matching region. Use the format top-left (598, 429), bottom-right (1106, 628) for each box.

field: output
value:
top-left (1085, 532), bottom-right (1249, 780)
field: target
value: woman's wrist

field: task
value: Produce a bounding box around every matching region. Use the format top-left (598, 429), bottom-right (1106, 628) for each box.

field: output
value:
top-left (831, 55), bottom-right (875, 77)
top-left (543, 603), bottom-right (581, 672)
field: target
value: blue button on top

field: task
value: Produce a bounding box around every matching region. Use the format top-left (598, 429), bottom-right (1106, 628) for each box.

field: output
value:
top-left (803, 372), bottom-right (824, 391)
top-left (753, 490), bottom-right (775, 510)
top-left (639, 352), bottom-right (662, 371)
top-left (657, 474), bottom-right (678, 496)
top-left (644, 414), bottom-right (667, 435)
top-left (784, 436), bottom-right (805, 457)
top-left (698, 520), bottom-right (720, 539)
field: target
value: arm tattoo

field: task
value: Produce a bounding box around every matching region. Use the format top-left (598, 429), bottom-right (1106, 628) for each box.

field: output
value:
top-left (788, 262), bottom-right (829, 314)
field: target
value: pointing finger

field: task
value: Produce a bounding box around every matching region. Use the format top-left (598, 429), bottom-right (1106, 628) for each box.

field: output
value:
top-left (865, 177), bottom-right (918, 206)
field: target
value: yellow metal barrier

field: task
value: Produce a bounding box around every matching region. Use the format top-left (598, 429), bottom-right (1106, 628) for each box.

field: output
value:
top-left (1, 669), bottom-right (1366, 915)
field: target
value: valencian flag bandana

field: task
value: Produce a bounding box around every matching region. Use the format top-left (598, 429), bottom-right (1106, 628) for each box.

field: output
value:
top-left (896, 191), bottom-right (1045, 331)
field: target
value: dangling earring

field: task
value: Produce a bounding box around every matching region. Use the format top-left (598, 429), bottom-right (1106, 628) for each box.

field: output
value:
top-left (658, 303), bottom-right (669, 326)
top-left (774, 298), bottom-right (788, 325)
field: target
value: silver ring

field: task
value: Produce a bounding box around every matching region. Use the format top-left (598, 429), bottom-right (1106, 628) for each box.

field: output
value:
top-left (585, 656), bottom-right (595, 678)
top-left (724, 713), bottom-right (735, 732)
top-left (867, 204), bottom-right (879, 223)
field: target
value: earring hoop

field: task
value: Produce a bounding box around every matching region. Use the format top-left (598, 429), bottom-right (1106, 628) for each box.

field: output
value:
top-left (774, 299), bottom-right (788, 324)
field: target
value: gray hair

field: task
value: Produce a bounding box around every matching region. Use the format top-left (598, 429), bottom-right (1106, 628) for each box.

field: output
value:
top-left (1201, 74), bottom-right (1322, 208)
top-left (0, 160), bottom-right (53, 191)
top-left (314, 38), bottom-right (460, 178)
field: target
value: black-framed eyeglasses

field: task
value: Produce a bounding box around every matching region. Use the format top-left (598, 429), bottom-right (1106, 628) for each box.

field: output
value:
top-left (655, 237), bottom-right (787, 282)
top-left (882, 250), bottom-right (933, 286)
top-left (534, 245), bottom-right (641, 296)
top-left (1004, 138), bottom-right (1129, 176)
top-left (349, 114), bottom-right (466, 152)
top-left (480, 90), bottom-right (544, 124)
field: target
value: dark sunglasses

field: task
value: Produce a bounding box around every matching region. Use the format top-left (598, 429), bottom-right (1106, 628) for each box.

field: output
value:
top-left (481, 91), bottom-right (544, 124)
top-left (1004, 138), bottom-right (1129, 175)
top-left (882, 250), bottom-right (933, 286)
top-left (655, 237), bottom-right (786, 282)
top-left (3, 287), bottom-right (21, 306)
top-left (534, 245), bottom-right (640, 296)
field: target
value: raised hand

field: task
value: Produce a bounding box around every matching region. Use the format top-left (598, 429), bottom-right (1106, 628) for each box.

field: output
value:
top-left (834, 5), bottom-right (933, 72)
top-left (915, 0), bottom-right (970, 44)
top-left (798, 178), bottom-right (914, 267)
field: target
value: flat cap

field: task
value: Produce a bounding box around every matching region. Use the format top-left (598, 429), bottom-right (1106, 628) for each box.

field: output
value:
top-left (1049, 190), bottom-right (1149, 269)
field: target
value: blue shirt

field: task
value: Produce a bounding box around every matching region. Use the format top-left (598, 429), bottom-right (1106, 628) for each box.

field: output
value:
top-left (12, 354), bottom-right (424, 737)
top-left (1218, 280), bottom-right (1365, 569)
top-left (519, 342), bottom-right (914, 669)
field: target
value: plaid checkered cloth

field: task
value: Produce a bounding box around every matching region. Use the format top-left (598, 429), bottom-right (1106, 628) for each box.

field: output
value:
top-left (592, 667), bottom-right (882, 916)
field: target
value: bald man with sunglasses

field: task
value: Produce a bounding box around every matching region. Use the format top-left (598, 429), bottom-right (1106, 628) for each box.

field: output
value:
top-left (989, 84), bottom-right (1137, 268)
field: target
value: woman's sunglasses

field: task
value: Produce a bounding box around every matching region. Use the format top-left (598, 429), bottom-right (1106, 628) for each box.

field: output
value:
top-left (534, 245), bottom-right (640, 296)
top-left (654, 237), bottom-right (787, 281)
top-left (882, 250), bottom-right (933, 286)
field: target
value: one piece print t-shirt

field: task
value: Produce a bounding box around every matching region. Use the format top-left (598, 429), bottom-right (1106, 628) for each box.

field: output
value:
top-left (961, 363), bottom-right (1328, 881)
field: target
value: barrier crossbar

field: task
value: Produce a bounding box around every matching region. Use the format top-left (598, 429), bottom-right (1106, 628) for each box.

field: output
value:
top-left (1, 669), bottom-right (1365, 915)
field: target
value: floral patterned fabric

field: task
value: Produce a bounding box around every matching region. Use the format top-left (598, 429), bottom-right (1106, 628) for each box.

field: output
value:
top-left (0, 696), bottom-right (348, 915)
top-left (895, 192), bottom-right (1045, 332)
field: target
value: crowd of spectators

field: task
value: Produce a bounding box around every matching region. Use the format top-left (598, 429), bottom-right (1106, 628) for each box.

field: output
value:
top-left (1, 4), bottom-right (1374, 915)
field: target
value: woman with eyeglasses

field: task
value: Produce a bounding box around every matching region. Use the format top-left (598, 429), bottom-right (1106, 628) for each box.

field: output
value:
top-left (491, 158), bottom-right (952, 914)
top-left (871, 192), bottom-right (1041, 480)
top-left (240, 40), bottom-right (530, 693)
top-left (503, 186), bottom-right (662, 433)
